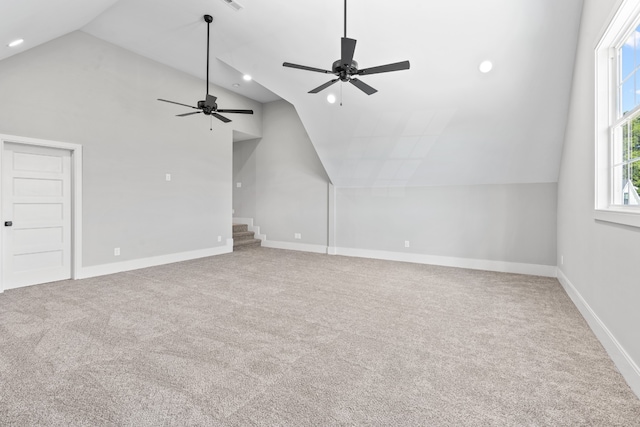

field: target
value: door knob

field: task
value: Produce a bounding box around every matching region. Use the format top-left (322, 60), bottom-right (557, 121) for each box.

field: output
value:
top-left (4, 221), bottom-right (12, 227)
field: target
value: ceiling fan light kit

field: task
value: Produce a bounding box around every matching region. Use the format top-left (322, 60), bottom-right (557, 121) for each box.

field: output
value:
top-left (157, 14), bottom-right (253, 125)
top-left (282, 0), bottom-right (410, 96)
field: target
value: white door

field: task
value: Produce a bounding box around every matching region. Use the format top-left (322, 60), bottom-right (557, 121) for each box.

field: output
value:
top-left (2, 143), bottom-right (72, 289)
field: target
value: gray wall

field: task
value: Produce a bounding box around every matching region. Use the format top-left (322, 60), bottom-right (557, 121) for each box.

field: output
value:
top-left (233, 99), bottom-right (557, 266)
top-left (558, 0), bottom-right (640, 385)
top-left (336, 183), bottom-right (558, 266)
top-left (233, 138), bottom-right (259, 219)
top-left (233, 100), bottom-right (330, 246)
top-left (0, 31), bottom-right (262, 267)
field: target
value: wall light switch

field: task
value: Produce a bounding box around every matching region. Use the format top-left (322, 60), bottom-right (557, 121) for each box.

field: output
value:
top-left (218, 236), bottom-right (222, 242)
top-left (404, 241), bottom-right (410, 248)
top-left (236, 182), bottom-right (242, 188)
top-left (165, 173), bottom-right (171, 181)
top-left (114, 247), bottom-right (121, 256)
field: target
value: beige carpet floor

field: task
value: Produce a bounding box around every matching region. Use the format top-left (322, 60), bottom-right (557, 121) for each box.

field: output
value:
top-left (0, 247), bottom-right (639, 426)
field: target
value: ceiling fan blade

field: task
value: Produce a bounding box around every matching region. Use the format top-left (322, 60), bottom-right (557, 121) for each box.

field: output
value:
top-left (341, 37), bottom-right (357, 67)
top-left (205, 94), bottom-right (217, 108)
top-left (158, 98), bottom-right (199, 109)
top-left (176, 111), bottom-right (202, 117)
top-left (349, 78), bottom-right (377, 95)
top-left (212, 113), bottom-right (231, 123)
top-left (309, 79), bottom-right (339, 94)
top-left (216, 109), bottom-right (254, 114)
top-left (357, 60), bottom-right (410, 76)
top-left (283, 62), bottom-right (333, 74)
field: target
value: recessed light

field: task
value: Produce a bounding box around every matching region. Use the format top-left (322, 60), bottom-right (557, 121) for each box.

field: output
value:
top-left (242, 74), bottom-right (252, 81)
top-left (8, 39), bottom-right (24, 48)
top-left (479, 60), bottom-right (493, 73)
top-left (232, 83), bottom-right (240, 88)
top-left (327, 94), bottom-right (336, 104)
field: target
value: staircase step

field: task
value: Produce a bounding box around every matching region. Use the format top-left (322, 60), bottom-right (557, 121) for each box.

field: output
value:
top-left (233, 231), bottom-right (255, 241)
top-left (232, 223), bottom-right (248, 233)
top-left (233, 238), bottom-right (262, 249)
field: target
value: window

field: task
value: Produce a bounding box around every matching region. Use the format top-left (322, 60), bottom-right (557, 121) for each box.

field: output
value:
top-left (595, 0), bottom-right (640, 228)
top-left (614, 26), bottom-right (640, 206)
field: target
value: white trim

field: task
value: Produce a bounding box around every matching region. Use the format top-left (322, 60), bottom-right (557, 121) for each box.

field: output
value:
top-left (261, 240), bottom-right (328, 254)
top-left (595, 208), bottom-right (640, 227)
top-left (334, 247), bottom-right (557, 277)
top-left (557, 269), bottom-right (640, 398)
top-left (0, 134), bottom-right (83, 293)
top-left (78, 244), bottom-right (232, 279)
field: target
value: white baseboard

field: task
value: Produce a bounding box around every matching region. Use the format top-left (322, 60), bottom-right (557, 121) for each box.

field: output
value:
top-left (333, 247), bottom-right (557, 277)
top-left (78, 244), bottom-right (232, 279)
top-left (261, 240), bottom-right (328, 254)
top-left (557, 269), bottom-right (640, 398)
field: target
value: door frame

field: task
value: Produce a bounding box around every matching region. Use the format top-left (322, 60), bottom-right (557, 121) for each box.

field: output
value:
top-left (0, 134), bottom-right (83, 293)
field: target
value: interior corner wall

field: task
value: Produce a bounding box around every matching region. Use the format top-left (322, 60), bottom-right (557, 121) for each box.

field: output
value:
top-left (557, 0), bottom-right (640, 395)
top-left (233, 100), bottom-right (330, 247)
top-left (335, 183), bottom-right (558, 271)
top-left (0, 31), bottom-right (262, 268)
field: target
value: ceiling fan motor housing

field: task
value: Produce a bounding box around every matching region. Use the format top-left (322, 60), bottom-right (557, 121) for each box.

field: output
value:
top-left (198, 99), bottom-right (217, 114)
top-left (333, 59), bottom-right (358, 81)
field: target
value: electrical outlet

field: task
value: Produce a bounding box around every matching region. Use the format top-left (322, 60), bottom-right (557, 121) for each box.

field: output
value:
top-left (236, 182), bottom-right (242, 188)
top-left (404, 241), bottom-right (410, 248)
top-left (294, 233), bottom-right (301, 239)
top-left (165, 173), bottom-right (171, 181)
top-left (114, 247), bottom-right (120, 256)
top-left (218, 235), bottom-right (222, 242)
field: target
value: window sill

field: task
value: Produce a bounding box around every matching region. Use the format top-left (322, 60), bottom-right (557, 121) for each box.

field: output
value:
top-left (594, 208), bottom-right (640, 228)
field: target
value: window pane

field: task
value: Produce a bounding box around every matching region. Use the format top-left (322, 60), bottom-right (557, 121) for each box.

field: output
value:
top-left (621, 77), bottom-right (636, 115)
top-left (632, 117), bottom-right (640, 161)
top-left (622, 43), bottom-right (635, 80)
top-left (634, 27), bottom-right (640, 73)
top-left (613, 162), bottom-right (640, 205)
top-left (631, 161), bottom-right (640, 199)
top-left (635, 72), bottom-right (640, 110)
top-left (626, 117), bottom-right (635, 162)
top-left (613, 122), bottom-right (627, 165)
top-left (613, 164), bottom-right (625, 205)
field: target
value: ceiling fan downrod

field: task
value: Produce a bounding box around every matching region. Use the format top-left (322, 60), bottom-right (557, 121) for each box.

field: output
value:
top-left (204, 14), bottom-right (213, 96)
top-left (344, 0), bottom-right (347, 38)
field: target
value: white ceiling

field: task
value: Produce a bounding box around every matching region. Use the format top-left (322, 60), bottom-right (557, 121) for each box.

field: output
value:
top-left (1, 0), bottom-right (584, 187)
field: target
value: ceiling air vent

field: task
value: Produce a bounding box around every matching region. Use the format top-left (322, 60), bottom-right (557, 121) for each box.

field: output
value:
top-left (221, 0), bottom-right (244, 12)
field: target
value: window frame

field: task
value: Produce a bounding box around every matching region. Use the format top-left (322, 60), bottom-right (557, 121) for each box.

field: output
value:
top-left (594, 0), bottom-right (640, 228)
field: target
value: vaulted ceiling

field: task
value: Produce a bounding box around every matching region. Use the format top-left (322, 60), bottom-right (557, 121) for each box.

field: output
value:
top-left (1, 0), bottom-right (584, 187)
